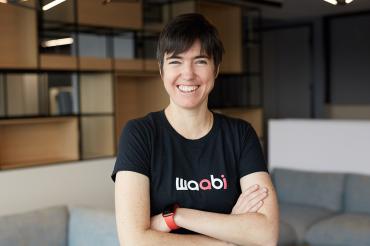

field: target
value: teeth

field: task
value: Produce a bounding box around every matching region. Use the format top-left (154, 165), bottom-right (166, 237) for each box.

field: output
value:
top-left (178, 85), bottom-right (199, 92)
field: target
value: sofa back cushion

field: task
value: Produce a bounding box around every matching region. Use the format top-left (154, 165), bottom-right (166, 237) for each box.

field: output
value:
top-left (68, 207), bottom-right (119, 246)
top-left (0, 206), bottom-right (68, 246)
top-left (272, 168), bottom-right (345, 211)
top-left (345, 173), bottom-right (370, 214)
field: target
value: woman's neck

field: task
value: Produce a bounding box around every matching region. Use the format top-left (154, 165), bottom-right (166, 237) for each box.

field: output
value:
top-left (164, 104), bottom-right (213, 140)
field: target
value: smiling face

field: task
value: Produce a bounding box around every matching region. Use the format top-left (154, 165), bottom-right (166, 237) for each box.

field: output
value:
top-left (161, 40), bottom-right (219, 110)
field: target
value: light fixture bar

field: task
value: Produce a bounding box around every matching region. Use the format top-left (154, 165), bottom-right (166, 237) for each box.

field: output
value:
top-left (42, 37), bottom-right (73, 48)
top-left (323, 0), bottom-right (338, 5)
top-left (345, 0), bottom-right (354, 3)
top-left (0, 0), bottom-right (8, 3)
top-left (42, 0), bottom-right (66, 11)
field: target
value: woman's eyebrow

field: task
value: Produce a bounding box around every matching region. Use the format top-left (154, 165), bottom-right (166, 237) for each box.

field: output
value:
top-left (194, 55), bottom-right (210, 59)
top-left (166, 54), bottom-right (210, 60)
top-left (166, 55), bottom-right (182, 60)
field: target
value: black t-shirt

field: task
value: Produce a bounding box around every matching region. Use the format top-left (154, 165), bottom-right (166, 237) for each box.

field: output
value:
top-left (111, 110), bottom-right (268, 234)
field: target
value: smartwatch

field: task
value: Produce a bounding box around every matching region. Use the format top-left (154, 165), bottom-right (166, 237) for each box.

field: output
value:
top-left (162, 203), bottom-right (180, 231)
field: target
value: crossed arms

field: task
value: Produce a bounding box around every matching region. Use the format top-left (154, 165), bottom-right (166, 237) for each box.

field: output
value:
top-left (114, 171), bottom-right (279, 246)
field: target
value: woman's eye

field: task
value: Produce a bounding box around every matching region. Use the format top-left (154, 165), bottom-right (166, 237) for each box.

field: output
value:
top-left (169, 61), bottom-right (180, 64)
top-left (196, 60), bottom-right (208, 64)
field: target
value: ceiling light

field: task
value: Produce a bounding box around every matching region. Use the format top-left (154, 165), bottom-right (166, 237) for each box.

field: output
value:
top-left (323, 0), bottom-right (355, 5)
top-left (0, 0), bottom-right (8, 3)
top-left (42, 37), bottom-right (73, 48)
top-left (42, 0), bottom-right (66, 11)
top-left (324, 0), bottom-right (337, 5)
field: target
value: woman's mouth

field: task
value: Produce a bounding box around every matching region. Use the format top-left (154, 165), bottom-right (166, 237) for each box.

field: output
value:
top-left (177, 85), bottom-right (200, 93)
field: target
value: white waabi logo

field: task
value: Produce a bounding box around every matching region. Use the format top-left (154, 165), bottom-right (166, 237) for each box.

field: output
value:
top-left (175, 175), bottom-right (228, 191)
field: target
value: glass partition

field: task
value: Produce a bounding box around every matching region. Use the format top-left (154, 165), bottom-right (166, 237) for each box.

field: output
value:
top-left (5, 74), bottom-right (41, 117)
top-left (43, 72), bottom-right (79, 115)
top-left (113, 32), bottom-right (136, 59)
top-left (79, 33), bottom-right (110, 58)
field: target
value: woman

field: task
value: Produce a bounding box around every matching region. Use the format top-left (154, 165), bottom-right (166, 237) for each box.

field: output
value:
top-left (112, 13), bottom-right (279, 246)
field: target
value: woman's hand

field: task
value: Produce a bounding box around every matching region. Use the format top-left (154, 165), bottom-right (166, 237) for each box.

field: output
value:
top-left (150, 213), bottom-right (171, 233)
top-left (231, 184), bottom-right (268, 214)
top-left (225, 185), bottom-right (269, 246)
top-left (151, 184), bottom-right (268, 235)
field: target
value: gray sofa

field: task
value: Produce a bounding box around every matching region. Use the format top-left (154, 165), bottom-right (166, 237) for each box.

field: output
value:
top-left (2, 168), bottom-right (370, 246)
top-left (274, 168), bottom-right (370, 246)
top-left (0, 206), bottom-right (119, 246)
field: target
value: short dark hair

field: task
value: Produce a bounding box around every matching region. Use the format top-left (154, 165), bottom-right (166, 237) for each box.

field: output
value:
top-left (156, 13), bottom-right (224, 73)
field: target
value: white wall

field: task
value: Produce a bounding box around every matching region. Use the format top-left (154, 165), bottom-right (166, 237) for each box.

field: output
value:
top-left (0, 158), bottom-right (116, 216)
top-left (268, 119), bottom-right (370, 175)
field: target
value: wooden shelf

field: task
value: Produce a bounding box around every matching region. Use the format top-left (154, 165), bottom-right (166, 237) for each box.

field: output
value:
top-left (114, 59), bottom-right (144, 71)
top-left (40, 54), bottom-right (78, 70)
top-left (5, 74), bottom-right (40, 117)
top-left (80, 73), bottom-right (113, 114)
top-left (214, 107), bottom-right (263, 138)
top-left (77, 0), bottom-right (142, 29)
top-left (0, 117), bottom-right (79, 169)
top-left (0, 3), bottom-right (37, 69)
top-left (115, 74), bottom-right (168, 143)
top-left (144, 59), bottom-right (159, 72)
top-left (198, 2), bottom-right (242, 74)
top-left (79, 57), bottom-right (113, 71)
top-left (81, 116), bottom-right (115, 159)
top-left (144, 23), bottom-right (165, 32)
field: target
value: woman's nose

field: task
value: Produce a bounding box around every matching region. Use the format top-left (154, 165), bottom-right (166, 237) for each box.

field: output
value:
top-left (181, 63), bottom-right (195, 80)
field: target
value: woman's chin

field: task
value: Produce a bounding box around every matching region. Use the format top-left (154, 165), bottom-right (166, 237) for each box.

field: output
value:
top-left (172, 100), bottom-right (206, 110)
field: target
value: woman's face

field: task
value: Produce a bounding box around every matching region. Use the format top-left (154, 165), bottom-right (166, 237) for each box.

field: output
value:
top-left (160, 40), bottom-right (218, 110)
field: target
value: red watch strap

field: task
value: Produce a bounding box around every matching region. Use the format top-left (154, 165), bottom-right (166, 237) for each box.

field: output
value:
top-left (163, 204), bottom-right (180, 230)
top-left (164, 214), bottom-right (179, 230)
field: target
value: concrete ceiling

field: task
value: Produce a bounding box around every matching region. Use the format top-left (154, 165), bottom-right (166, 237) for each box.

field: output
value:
top-left (254, 0), bottom-right (370, 20)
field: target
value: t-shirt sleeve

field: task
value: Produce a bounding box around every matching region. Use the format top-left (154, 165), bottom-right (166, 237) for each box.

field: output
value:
top-left (111, 120), bottom-right (151, 182)
top-left (238, 122), bottom-right (268, 178)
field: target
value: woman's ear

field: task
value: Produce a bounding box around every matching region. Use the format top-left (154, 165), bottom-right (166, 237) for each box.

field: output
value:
top-left (159, 62), bottom-right (163, 79)
top-left (214, 65), bottom-right (220, 79)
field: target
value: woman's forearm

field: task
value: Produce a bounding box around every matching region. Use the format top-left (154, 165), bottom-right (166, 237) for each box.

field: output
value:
top-left (123, 229), bottom-right (230, 246)
top-left (174, 208), bottom-right (277, 246)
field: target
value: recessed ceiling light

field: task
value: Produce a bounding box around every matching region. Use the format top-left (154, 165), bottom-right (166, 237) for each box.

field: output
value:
top-left (323, 0), bottom-right (355, 5)
top-left (324, 0), bottom-right (337, 5)
top-left (42, 0), bottom-right (66, 11)
top-left (42, 37), bottom-right (74, 48)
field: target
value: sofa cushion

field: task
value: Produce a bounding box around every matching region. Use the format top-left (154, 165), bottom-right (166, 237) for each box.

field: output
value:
top-left (0, 206), bottom-right (68, 246)
top-left (278, 220), bottom-right (297, 246)
top-left (272, 168), bottom-right (345, 211)
top-left (280, 202), bottom-right (336, 244)
top-left (68, 207), bottom-right (119, 246)
top-left (345, 173), bottom-right (370, 214)
top-left (305, 213), bottom-right (370, 246)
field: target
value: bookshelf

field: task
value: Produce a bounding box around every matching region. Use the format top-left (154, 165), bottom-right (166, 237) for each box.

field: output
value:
top-left (0, 3), bottom-right (37, 69)
top-left (0, 0), bottom-right (264, 169)
top-left (0, 117), bottom-right (79, 170)
top-left (115, 72), bottom-right (169, 142)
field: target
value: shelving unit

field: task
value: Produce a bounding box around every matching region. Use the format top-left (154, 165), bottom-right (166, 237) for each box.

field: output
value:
top-left (115, 72), bottom-right (168, 142)
top-left (0, 0), bottom-right (264, 169)
top-left (0, 3), bottom-right (37, 69)
top-left (0, 117), bottom-right (79, 169)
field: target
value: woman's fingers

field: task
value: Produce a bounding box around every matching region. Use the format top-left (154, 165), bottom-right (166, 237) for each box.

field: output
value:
top-left (241, 189), bottom-right (268, 212)
top-left (232, 184), bottom-right (259, 213)
top-left (233, 187), bottom-right (269, 214)
top-left (249, 200), bottom-right (264, 213)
